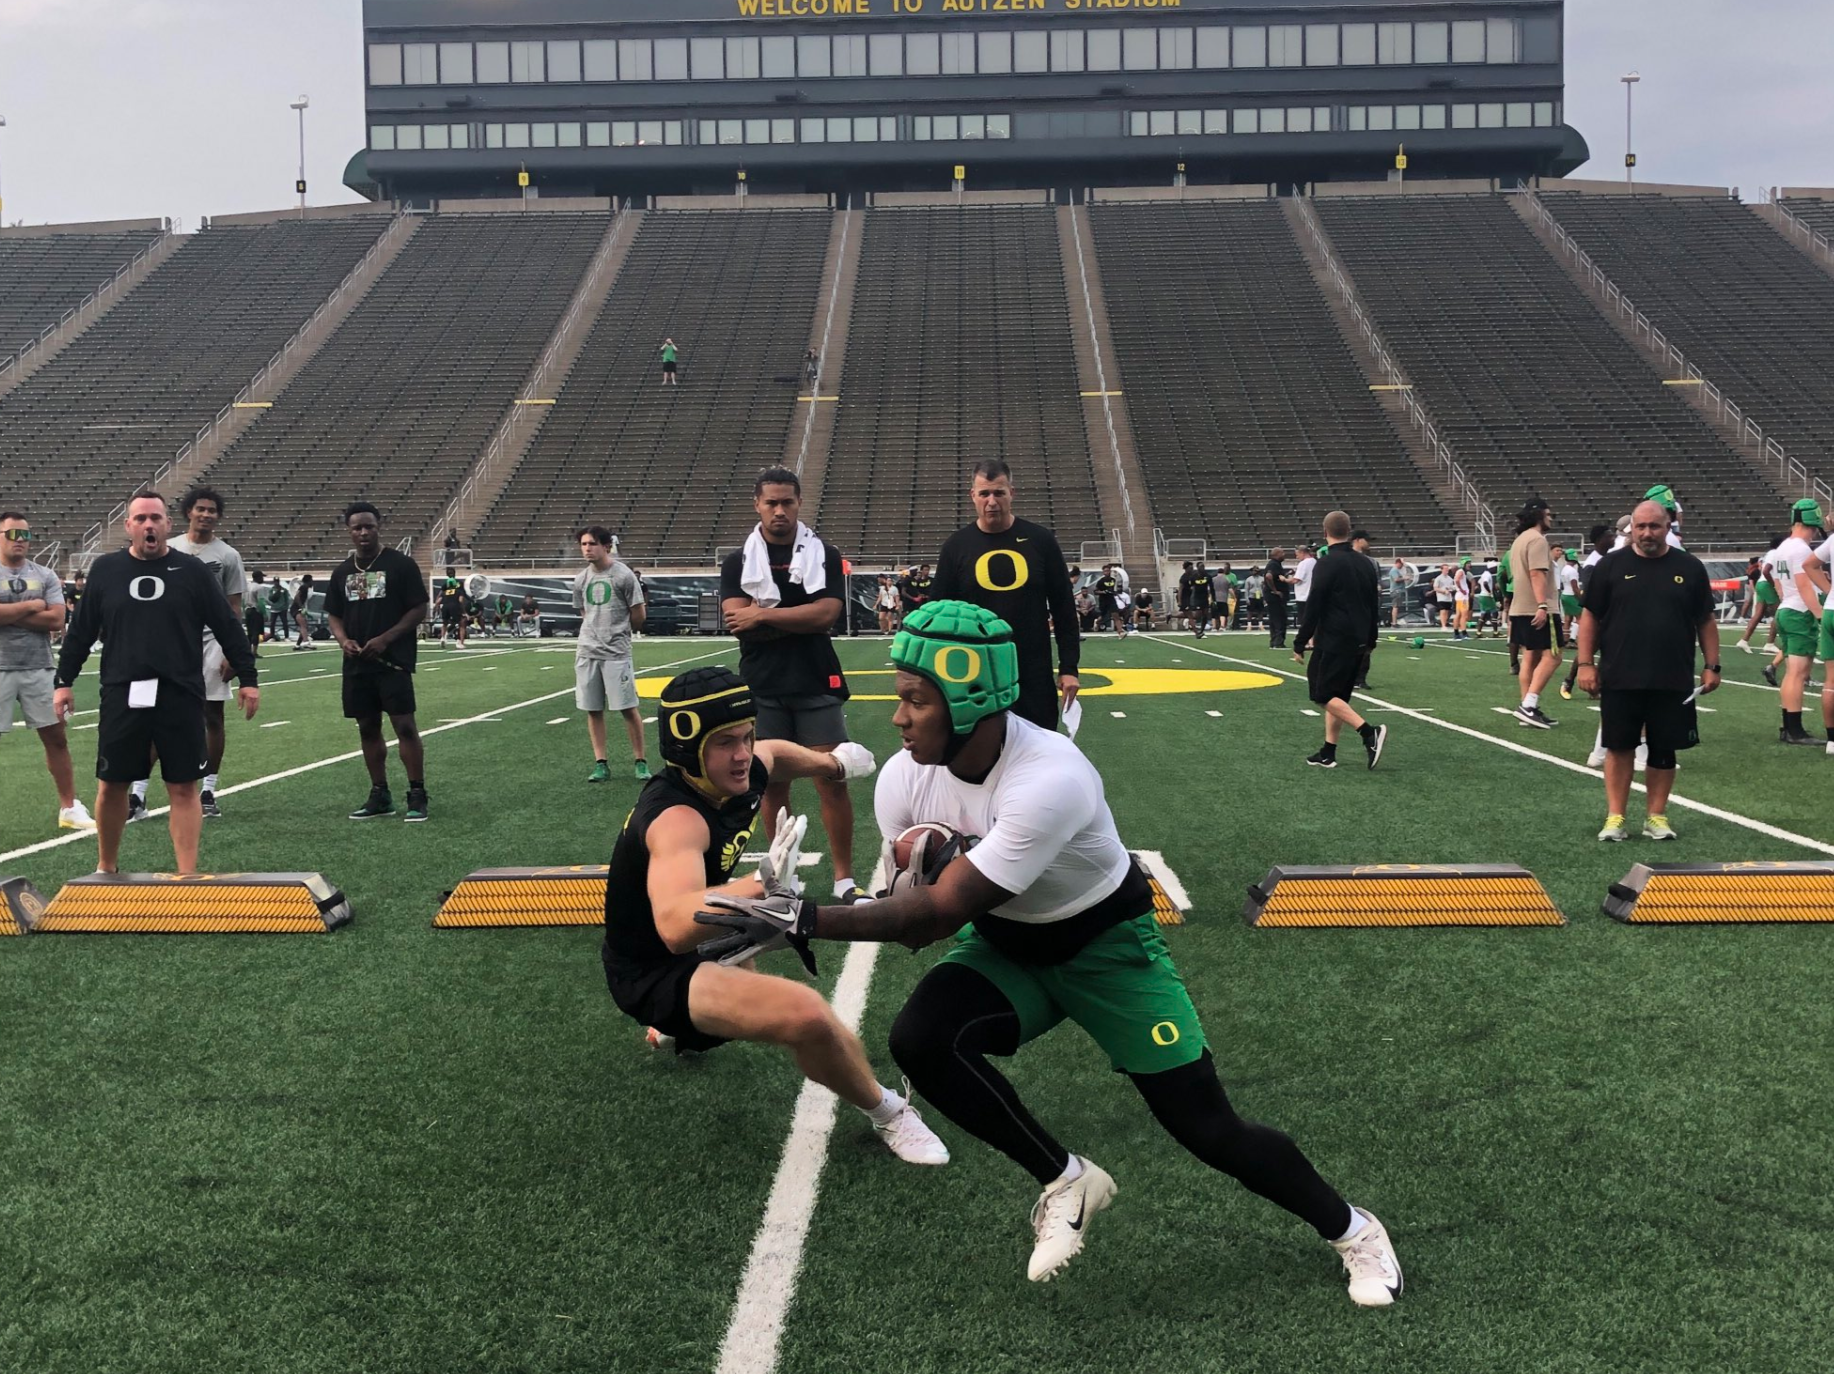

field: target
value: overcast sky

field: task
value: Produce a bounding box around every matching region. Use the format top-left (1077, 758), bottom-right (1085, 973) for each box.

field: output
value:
top-left (0, 0), bottom-right (1827, 227)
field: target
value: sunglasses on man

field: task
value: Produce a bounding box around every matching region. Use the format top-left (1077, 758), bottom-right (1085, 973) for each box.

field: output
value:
top-left (2, 529), bottom-right (35, 543)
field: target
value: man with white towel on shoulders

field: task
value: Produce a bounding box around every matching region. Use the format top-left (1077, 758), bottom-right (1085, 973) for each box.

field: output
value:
top-left (718, 466), bottom-right (873, 905)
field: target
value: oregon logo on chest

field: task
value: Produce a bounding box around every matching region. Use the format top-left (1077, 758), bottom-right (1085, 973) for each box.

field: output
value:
top-left (975, 549), bottom-right (1030, 593)
top-left (587, 579), bottom-right (616, 606)
top-left (719, 821), bottom-right (756, 877)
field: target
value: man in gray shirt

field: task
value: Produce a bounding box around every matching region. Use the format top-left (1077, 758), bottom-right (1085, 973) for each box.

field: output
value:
top-left (573, 526), bottom-right (648, 782)
top-left (1, 510), bottom-right (94, 834)
top-left (139, 486), bottom-right (247, 820)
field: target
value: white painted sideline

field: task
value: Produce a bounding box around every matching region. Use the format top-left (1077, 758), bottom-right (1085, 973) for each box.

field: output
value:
top-left (715, 940), bottom-right (883, 1374)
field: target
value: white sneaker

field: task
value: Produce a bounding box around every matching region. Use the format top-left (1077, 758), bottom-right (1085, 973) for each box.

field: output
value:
top-left (1586, 747), bottom-right (1608, 769)
top-left (873, 1094), bottom-right (950, 1166)
top-left (58, 801), bottom-right (97, 831)
top-left (1027, 1157), bottom-right (1117, 1282)
top-left (1332, 1208), bottom-right (1403, 1307)
top-left (1737, 639), bottom-right (1753, 654)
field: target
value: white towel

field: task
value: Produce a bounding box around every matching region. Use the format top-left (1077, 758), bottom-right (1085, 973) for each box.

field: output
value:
top-left (739, 522), bottom-right (826, 607)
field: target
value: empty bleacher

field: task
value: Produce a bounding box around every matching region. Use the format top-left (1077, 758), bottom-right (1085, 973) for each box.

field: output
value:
top-left (1091, 199), bottom-right (1455, 551)
top-left (1544, 193), bottom-right (1834, 473)
top-left (1316, 194), bottom-right (1782, 544)
top-left (0, 228), bottom-right (165, 358)
top-left (817, 206), bottom-right (1101, 560)
top-left (1780, 197), bottom-right (1834, 243)
top-left (202, 213), bottom-right (608, 563)
top-left (0, 219), bottom-right (389, 549)
top-left (471, 209), bottom-right (829, 565)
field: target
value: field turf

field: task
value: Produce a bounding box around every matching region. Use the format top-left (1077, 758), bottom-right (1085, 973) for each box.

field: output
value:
top-left (4, 629), bottom-right (1832, 1373)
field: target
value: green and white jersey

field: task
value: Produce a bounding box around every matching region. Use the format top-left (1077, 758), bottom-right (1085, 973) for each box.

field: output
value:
top-left (1768, 537), bottom-right (1818, 613)
top-left (572, 560), bottom-right (644, 661)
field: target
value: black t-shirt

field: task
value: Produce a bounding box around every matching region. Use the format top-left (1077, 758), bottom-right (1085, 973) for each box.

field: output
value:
top-left (1583, 546), bottom-right (1714, 692)
top-left (602, 759), bottom-right (768, 973)
top-left (325, 549), bottom-right (429, 675)
top-left (1187, 571), bottom-right (1214, 607)
top-left (1093, 575), bottom-right (1119, 605)
top-left (718, 539), bottom-right (849, 701)
top-left (56, 548), bottom-right (258, 696)
top-left (1263, 560), bottom-right (1288, 603)
top-left (930, 517), bottom-right (1080, 681)
top-left (899, 574), bottom-right (933, 612)
top-left (1294, 540), bottom-right (1379, 656)
top-left (438, 580), bottom-right (465, 617)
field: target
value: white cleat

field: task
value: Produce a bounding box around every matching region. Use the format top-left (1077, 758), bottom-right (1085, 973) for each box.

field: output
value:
top-left (1333, 1208), bottom-right (1403, 1307)
top-left (873, 1096), bottom-right (950, 1166)
top-left (1027, 1157), bottom-right (1117, 1282)
top-left (58, 801), bottom-right (98, 831)
top-left (1736, 639), bottom-right (1753, 654)
top-left (1585, 747), bottom-right (1608, 769)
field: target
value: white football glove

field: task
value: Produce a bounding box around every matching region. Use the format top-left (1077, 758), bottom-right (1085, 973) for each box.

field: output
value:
top-left (757, 808), bottom-right (806, 897)
top-left (829, 741), bottom-right (876, 780)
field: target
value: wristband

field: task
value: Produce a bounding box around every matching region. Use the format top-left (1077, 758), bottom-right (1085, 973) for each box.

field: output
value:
top-left (1704, 664), bottom-right (1721, 674)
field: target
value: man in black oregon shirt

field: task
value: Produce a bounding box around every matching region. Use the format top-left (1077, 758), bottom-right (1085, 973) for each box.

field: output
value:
top-left (325, 502), bottom-right (431, 822)
top-left (1293, 512), bottom-right (1385, 771)
top-left (929, 459), bottom-right (1080, 730)
top-left (1263, 549), bottom-right (1291, 648)
top-left (1576, 499), bottom-right (1719, 842)
top-left (54, 491), bottom-right (259, 876)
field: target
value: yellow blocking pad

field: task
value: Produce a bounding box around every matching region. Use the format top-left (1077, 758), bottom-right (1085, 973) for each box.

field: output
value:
top-left (435, 866), bottom-right (607, 928)
top-left (1245, 865), bottom-right (1564, 928)
top-left (2, 876), bottom-right (48, 935)
top-left (37, 873), bottom-right (352, 934)
top-left (637, 667), bottom-right (1281, 704)
top-left (1148, 875), bottom-right (1183, 928)
top-left (1604, 863), bottom-right (1834, 924)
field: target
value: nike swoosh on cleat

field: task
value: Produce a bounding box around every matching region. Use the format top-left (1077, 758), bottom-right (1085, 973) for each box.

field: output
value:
top-left (1068, 1198), bottom-right (1087, 1231)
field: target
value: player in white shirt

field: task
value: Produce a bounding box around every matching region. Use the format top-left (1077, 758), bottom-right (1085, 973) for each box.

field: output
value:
top-left (1811, 527), bottom-right (1834, 755)
top-left (694, 602), bottom-right (1402, 1303)
top-left (1768, 499), bottom-right (1828, 746)
top-left (1292, 549), bottom-right (1317, 611)
top-left (1734, 535), bottom-right (1786, 670)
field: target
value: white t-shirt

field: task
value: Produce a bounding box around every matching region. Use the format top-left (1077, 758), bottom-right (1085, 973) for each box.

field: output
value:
top-left (1478, 570), bottom-right (1495, 597)
top-left (1769, 537), bottom-right (1818, 613)
top-left (170, 534), bottom-right (248, 647)
top-left (1292, 556), bottom-right (1316, 603)
top-left (1432, 573), bottom-right (1455, 600)
top-left (1559, 563), bottom-right (1580, 596)
top-left (874, 716), bottom-right (1132, 926)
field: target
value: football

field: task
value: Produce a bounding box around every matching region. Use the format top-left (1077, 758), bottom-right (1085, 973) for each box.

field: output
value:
top-left (888, 823), bottom-right (969, 894)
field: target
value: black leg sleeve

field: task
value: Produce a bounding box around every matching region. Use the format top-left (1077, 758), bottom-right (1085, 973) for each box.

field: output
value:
top-left (1129, 1050), bottom-right (1353, 1240)
top-left (889, 962), bottom-right (1070, 1186)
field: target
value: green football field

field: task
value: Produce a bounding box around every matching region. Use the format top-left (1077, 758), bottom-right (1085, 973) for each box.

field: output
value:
top-left (4, 629), bottom-right (1833, 1374)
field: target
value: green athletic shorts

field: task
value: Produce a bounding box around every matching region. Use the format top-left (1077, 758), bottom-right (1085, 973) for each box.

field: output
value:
top-left (1756, 581), bottom-right (1780, 607)
top-left (937, 913), bottom-right (1207, 1075)
top-left (1561, 594), bottom-right (1582, 619)
top-left (1819, 611), bottom-right (1834, 663)
top-left (1776, 607), bottom-right (1818, 658)
top-left (1476, 595), bottom-right (1497, 615)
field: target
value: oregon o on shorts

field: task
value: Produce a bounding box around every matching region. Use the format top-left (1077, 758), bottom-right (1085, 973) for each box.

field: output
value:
top-left (341, 665), bottom-right (417, 720)
top-left (0, 668), bottom-right (57, 734)
top-left (576, 656), bottom-right (638, 713)
top-left (601, 943), bottom-right (728, 1054)
top-left (1509, 614), bottom-right (1553, 652)
top-left (1307, 648), bottom-right (1361, 705)
top-left (936, 913), bottom-right (1207, 1075)
top-left (754, 693), bottom-right (849, 747)
top-left (1755, 581), bottom-right (1780, 607)
top-left (200, 638), bottom-right (233, 704)
top-left (95, 682), bottom-right (209, 785)
top-left (1775, 607), bottom-right (1817, 659)
top-left (1599, 688), bottom-right (1699, 755)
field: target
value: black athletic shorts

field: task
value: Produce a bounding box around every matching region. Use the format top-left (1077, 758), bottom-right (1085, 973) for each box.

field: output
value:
top-left (1307, 648), bottom-right (1361, 705)
top-left (342, 666), bottom-right (417, 720)
top-left (662, 361), bottom-right (677, 375)
top-left (96, 683), bottom-right (208, 785)
top-left (1509, 615), bottom-right (1553, 652)
top-left (1012, 670), bottom-right (1060, 733)
top-left (440, 605), bottom-right (462, 624)
top-left (1552, 615), bottom-right (1568, 650)
top-left (1600, 689), bottom-right (1699, 755)
top-left (602, 942), bottom-right (729, 1053)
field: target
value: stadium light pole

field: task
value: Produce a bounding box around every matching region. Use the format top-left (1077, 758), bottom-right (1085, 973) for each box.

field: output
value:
top-left (290, 96), bottom-right (310, 218)
top-left (1621, 72), bottom-right (1639, 191)
top-left (0, 115), bottom-right (8, 226)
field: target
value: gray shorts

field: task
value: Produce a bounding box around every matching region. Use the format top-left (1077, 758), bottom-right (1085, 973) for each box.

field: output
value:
top-left (755, 693), bottom-right (849, 746)
top-left (576, 656), bottom-right (638, 713)
top-left (0, 668), bottom-right (58, 733)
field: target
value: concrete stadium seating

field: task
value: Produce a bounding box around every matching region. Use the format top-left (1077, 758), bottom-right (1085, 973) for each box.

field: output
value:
top-left (1780, 197), bottom-right (1834, 243)
top-left (0, 229), bottom-right (164, 358)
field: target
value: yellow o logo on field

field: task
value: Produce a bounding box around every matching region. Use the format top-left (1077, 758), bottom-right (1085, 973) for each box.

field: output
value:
top-left (1151, 1021), bottom-right (1181, 1047)
top-left (975, 549), bottom-right (1029, 593)
top-left (667, 709), bottom-right (700, 741)
top-left (934, 646), bottom-right (982, 684)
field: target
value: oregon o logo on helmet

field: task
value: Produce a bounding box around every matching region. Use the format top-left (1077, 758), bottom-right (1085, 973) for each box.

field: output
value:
top-left (668, 709), bottom-right (700, 741)
top-left (1151, 1021), bottom-right (1181, 1047)
top-left (128, 576), bottom-right (166, 602)
top-left (974, 549), bottom-right (1029, 593)
top-left (934, 646), bottom-right (982, 684)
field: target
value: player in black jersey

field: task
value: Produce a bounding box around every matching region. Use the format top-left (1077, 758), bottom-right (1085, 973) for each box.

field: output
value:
top-left (601, 666), bottom-right (948, 1165)
top-left (1186, 563), bottom-right (1215, 638)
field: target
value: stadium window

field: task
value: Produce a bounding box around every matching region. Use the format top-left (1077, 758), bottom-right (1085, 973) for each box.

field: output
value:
top-left (883, 116), bottom-right (898, 140)
top-left (1347, 106), bottom-right (1367, 132)
top-left (1017, 112), bottom-right (1049, 139)
top-left (654, 38), bottom-right (688, 81)
top-left (403, 44), bottom-right (437, 85)
top-left (1367, 106), bottom-right (1393, 132)
top-left (761, 35), bottom-right (795, 79)
top-left (691, 38), bottom-right (723, 80)
top-left (1049, 29), bottom-right (1084, 73)
top-left (1304, 25), bottom-right (1338, 67)
top-left (451, 125), bottom-right (470, 149)
top-left (439, 42), bottom-right (473, 84)
top-left (797, 36), bottom-right (830, 78)
top-left (1268, 26), bottom-right (1303, 67)
top-left (869, 33), bottom-right (902, 76)
top-left (505, 123), bottom-right (530, 148)
top-left (1233, 109), bottom-right (1258, 135)
top-left (1377, 23), bottom-right (1412, 65)
top-left (1203, 109), bottom-right (1228, 134)
top-left (619, 39), bottom-right (652, 82)
top-left (1414, 23), bottom-right (1448, 65)
top-left (1088, 110), bottom-right (1123, 137)
top-left (1288, 107), bottom-right (1313, 134)
top-left (934, 114), bottom-right (959, 140)
top-left (716, 119), bottom-right (741, 145)
top-left (738, 117), bottom-right (764, 144)
top-left (424, 124), bottom-right (450, 150)
top-left (1086, 29), bottom-right (1121, 72)
top-left (1478, 102), bottom-right (1504, 128)
top-left (1316, 106), bottom-right (1333, 131)
top-left (1161, 28), bottom-right (1194, 70)
top-left (962, 114), bottom-right (987, 141)
top-left (907, 32), bottom-right (941, 76)
top-left (979, 32), bottom-right (1013, 75)
top-left (1126, 111), bottom-right (1148, 137)
top-left (369, 44), bottom-right (402, 86)
top-left (914, 116), bottom-right (932, 141)
top-left (1261, 107), bottom-right (1286, 134)
top-left (395, 124), bottom-right (422, 150)
top-left (587, 122), bottom-right (610, 147)
top-left (531, 123), bottom-right (556, 148)
top-left (941, 32), bottom-right (974, 75)
top-left (1395, 104), bottom-right (1421, 131)
top-left (833, 35), bottom-right (867, 78)
top-left (1195, 27), bottom-right (1228, 69)
top-left (484, 123), bottom-right (504, 148)
top-left (1534, 101), bottom-right (1555, 127)
top-left (1506, 101), bottom-right (1532, 127)
top-left (728, 36), bottom-right (761, 79)
top-left (1176, 109), bottom-right (1200, 135)
top-left (1422, 104), bottom-right (1447, 129)
top-left (1015, 32), bottom-right (1047, 74)
top-left (800, 117), bottom-right (825, 143)
top-left (370, 124), bottom-right (396, 150)
top-left (639, 119), bottom-right (665, 144)
top-left (558, 122), bottom-right (582, 148)
top-left (844, 116), bottom-right (871, 142)
top-left (1451, 104), bottom-right (1477, 128)
top-left (771, 117), bottom-right (795, 143)
top-left (476, 42), bottom-right (509, 84)
top-left (548, 41), bottom-right (581, 83)
top-left (1144, 110), bottom-right (1170, 136)
top-left (1342, 24), bottom-right (1376, 66)
top-left (1121, 28), bottom-right (1155, 71)
top-left (511, 41), bottom-right (545, 84)
top-left (664, 121), bottom-right (683, 145)
top-left (988, 114), bottom-right (1010, 140)
top-left (1233, 26), bottom-right (1266, 68)
top-left (583, 40), bottom-right (616, 81)
top-left (1451, 21), bottom-right (1484, 63)
top-left (1522, 16), bottom-right (1560, 64)
top-left (612, 121), bottom-right (636, 147)
top-left (1487, 19), bottom-right (1520, 64)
